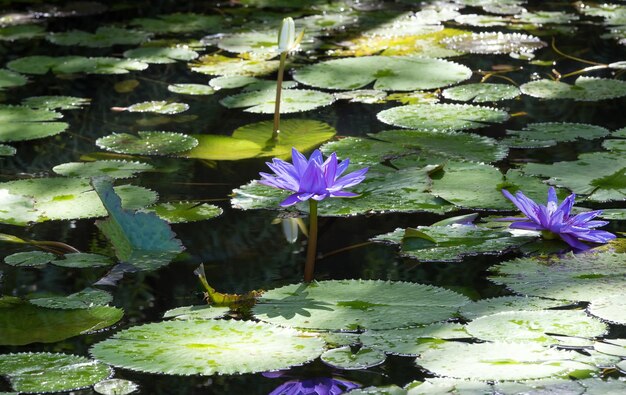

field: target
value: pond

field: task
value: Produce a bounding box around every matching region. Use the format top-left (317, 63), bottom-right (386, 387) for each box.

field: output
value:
top-left (0, 0), bottom-right (625, 394)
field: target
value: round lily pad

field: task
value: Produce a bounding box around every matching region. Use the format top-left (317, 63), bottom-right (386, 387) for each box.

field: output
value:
top-left (142, 201), bottom-right (222, 223)
top-left (220, 88), bottom-right (335, 113)
top-left (441, 83), bottom-right (520, 102)
top-left (167, 83), bottom-right (215, 95)
top-left (460, 296), bottom-right (570, 320)
top-left (53, 252), bottom-right (113, 268)
top-left (53, 160), bottom-right (153, 179)
top-left (0, 105), bottom-right (68, 143)
top-left (46, 27), bottom-right (151, 48)
top-left (29, 288), bottom-right (113, 310)
top-left (0, 353), bottom-right (112, 393)
top-left (94, 379), bottom-right (139, 395)
top-left (321, 346), bottom-right (386, 370)
top-left (360, 323), bottom-right (469, 356)
top-left (130, 13), bottom-right (222, 34)
top-left (0, 189), bottom-right (38, 225)
top-left (588, 296), bottom-right (626, 325)
top-left (126, 101), bottom-right (189, 114)
top-left (190, 54), bottom-right (279, 77)
top-left (593, 340), bottom-right (626, 358)
top-left (22, 95), bottom-right (90, 110)
top-left (124, 46), bottom-right (198, 64)
top-left (0, 69), bottom-right (28, 90)
top-left (217, 31), bottom-right (280, 57)
top-left (377, 103), bottom-right (509, 131)
top-left (253, 280), bottom-right (469, 330)
top-left (494, 379), bottom-right (585, 395)
top-left (96, 131), bottom-right (198, 155)
top-left (8, 56), bottom-right (149, 75)
top-left (90, 320), bottom-right (324, 375)
top-left (162, 305), bottom-right (229, 320)
top-left (520, 76), bottom-right (626, 101)
top-left (4, 251), bottom-right (56, 267)
top-left (0, 24), bottom-right (45, 41)
top-left (441, 32), bottom-right (546, 54)
top-left (294, 56), bottom-right (472, 91)
top-left (503, 122), bottom-right (610, 148)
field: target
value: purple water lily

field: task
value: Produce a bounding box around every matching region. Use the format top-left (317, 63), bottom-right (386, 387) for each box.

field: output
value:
top-left (260, 148), bottom-right (368, 207)
top-left (501, 187), bottom-right (616, 250)
top-left (268, 377), bottom-right (361, 395)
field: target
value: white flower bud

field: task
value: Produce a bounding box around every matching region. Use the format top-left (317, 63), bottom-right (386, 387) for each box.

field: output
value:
top-left (277, 17), bottom-right (296, 53)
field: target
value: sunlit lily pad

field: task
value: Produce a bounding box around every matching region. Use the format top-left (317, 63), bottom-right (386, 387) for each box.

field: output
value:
top-left (253, 280), bottom-right (469, 330)
top-left (489, 251), bottom-right (626, 301)
top-left (217, 31), bottom-right (280, 57)
top-left (97, 131), bottom-right (198, 155)
top-left (441, 32), bottom-right (546, 54)
top-left (190, 54), bottom-right (279, 77)
top-left (520, 76), bottom-right (626, 101)
top-left (53, 252), bottom-right (113, 269)
top-left (598, 208), bottom-right (626, 220)
top-left (220, 88), bottom-right (335, 113)
top-left (163, 305), bottom-right (229, 320)
top-left (125, 101), bottom-right (189, 114)
top-left (460, 296), bottom-right (570, 320)
top-left (360, 323), bottom-right (469, 356)
top-left (493, 379), bottom-right (585, 395)
top-left (408, 378), bottom-right (495, 394)
top-left (377, 103), bottom-right (509, 131)
top-left (124, 46), bottom-right (198, 64)
top-left (294, 56), bottom-right (472, 91)
top-left (142, 201), bottom-right (222, 223)
top-left (130, 13), bottom-right (222, 34)
top-left (90, 320), bottom-right (324, 375)
top-left (0, 189), bottom-right (38, 225)
top-left (0, 69), bottom-right (27, 90)
top-left (46, 27), bottom-right (151, 47)
top-left (441, 83), bottom-right (520, 102)
top-left (417, 341), bottom-right (592, 381)
top-left (22, 95), bottom-right (90, 110)
top-left (503, 122), bottom-right (610, 148)
top-left (53, 160), bottom-right (153, 179)
top-left (588, 296), bottom-right (626, 325)
top-left (7, 56), bottom-right (149, 75)
top-left (0, 144), bottom-right (16, 156)
top-left (167, 83), bottom-right (215, 95)
top-left (373, 224), bottom-right (533, 262)
top-left (593, 340), bottom-right (626, 358)
top-left (0, 353), bottom-right (112, 393)
top-left (517, 10), bottom-right (580, 25)
top-left (454, 14), bottom-right (509, 27)
top-left (0, 105), bottom-right (68, 142)
top-left (333, 89), bottom-right (387, 104)
top-left (94, 379), bottom-right (138, 395)
top-left (0, 24), bottom-right (45, 41)
top-left (321, 346), bottom-right (386, 370)
top-left (30, 287), bottom-right (113, 310)
top-left (4, 251), bottom-right (56, 267)
top-left (580, 377), bottom-right (626, 394)
top-left (0, 297), bottom-right (123, 345)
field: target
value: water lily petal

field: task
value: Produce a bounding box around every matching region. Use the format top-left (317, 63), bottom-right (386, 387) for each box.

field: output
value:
top-left (559, 233), bottom-right (592, 251)
top-left (330, 167), bottom-right (369, 191)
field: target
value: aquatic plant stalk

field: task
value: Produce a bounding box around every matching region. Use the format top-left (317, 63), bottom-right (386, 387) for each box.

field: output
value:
top-left (304, 200), bottom-right (318, 282)
top-left (272, 51), bottom-right (288, 141)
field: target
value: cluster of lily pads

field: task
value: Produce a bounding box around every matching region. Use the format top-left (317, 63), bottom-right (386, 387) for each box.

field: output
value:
top-left (0, 0), bottom-right (625, 394)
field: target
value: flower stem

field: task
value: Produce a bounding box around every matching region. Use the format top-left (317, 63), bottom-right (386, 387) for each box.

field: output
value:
top-left (304, 199), bottom-right (318, 282)
top-left (272, 51), bottom-right (288, 142)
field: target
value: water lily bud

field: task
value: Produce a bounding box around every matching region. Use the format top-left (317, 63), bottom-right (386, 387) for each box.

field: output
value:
top-left (277, 17), bottom-right (296, 53)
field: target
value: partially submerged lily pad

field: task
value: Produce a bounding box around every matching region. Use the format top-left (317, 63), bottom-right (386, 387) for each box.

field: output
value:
top-left (0, 353), bottom-right (112, 393)
top-left (90, 320), bottom-right (324, 375)
top-left (503, 122), bottom-right (610, 148)
top-left (441, 32), bottom-right (546, 55)
top-left (220, 88), bottom-right (335, 113)
top-left (253, 280), bottom-right (469, 330)
top-left (321, 346), bottom-right (386, 370)
top-left (29, 287), bottom-right (113, 310)
top-left (520, 76), bottom-right (626, 101)
top-left (441, 83), bottom-right (521, 102)
top-left (53, 160), bottom-right (153, 179)
top-left (125, 101), bottom-right (189, 114)
top-left (141, 201), bottom-right (222, 223)
top-left (96, 131), bottom-right (198, 155)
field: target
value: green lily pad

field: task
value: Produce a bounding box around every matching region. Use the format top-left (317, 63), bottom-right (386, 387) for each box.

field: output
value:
top-left (493, 379), bottom-right (585, 395)
top-left (4, 251), bottom-right (56, 267)
top-left (441, 32), bottom-right (546, 54)
top-left (253, 280), bottom-right (469, 331)
top-left (408, 378), bottom-right (495, 394)
top-left (0, 189), bottom-right (38, 225)
top-left (521, 151), bottom-right (626, 202)
top-left (47, 26), bottom-right (151, 47)
top-left (489, 251), bottom-right (626, 302)
top-left (373, 224), bottom-right (533, 262)
top-left (220, 88), bottom-right (335, 113)
top-left (163, 305), bottom-right (229, 320)
top-left (124, 46), bottom-right (198, 64)
top-left (441, 83), bottom-right (521, 102)
top-left (93, 177), bottom-right (184, 271)
top-left (460, 296), bottom-right (570, 320)
top-left (22, 95), bottom-right (90, 110)
top-left (94, 379), bottom-right (138, 395)
top-left (126, 101), bottom-right (189, 114)
top-left (130, 13), bottom-right (222, 34)
top-left (52, 252), bottom-right (113, 269)
top-left (503, 122), bottom-right (610, 148)
top-left (0, 69), bottom-right (28, 90)
top-left (0, 353), bottom-right (112, 393)
top-left (7, 56), bottom-right (149, 75)
top-left (465, 310), bottom-right (608, 344)
top-left (217, 31), bottom-right (280, 57)
top-left (593, 340), bottom-right (626, 358)
top-left (321, 346), bottom-right (386, 370)
top-left (377, 103), bottom-right (509, 132)
top-left (333, 89), bottom-right (388, 104)
top-left (598, 208), bottom-right (626, 220)
top-left (96, 131), bottom-right (198, 155)
top-left (520, 76), bottom-right (626, 101)
top-left (0, 144), bottom-right (16, 156)
top-left (90, 320), bottom-right (324, 375)
top-left (167, 83), bottom-right (215, 95)
top-left (417, 341), bottom-right (592, 381)
top-left (209, 75), bottom-right (260, 90)
top-left (186, 119), bottom-right (336, 160)
top-left (0, 105), bottom-right (68, 143)
top-left (142, 201), bottom-right (223, 223)
top-left (454, 14), bottom-right (509, 27)
top-left (53, 160), bottom-right (153, 179)
top-left (30, 288), bottom-right (113, 310)
top-left (580, 378), bottom-right (626, 394)
top-left (294, 56), bottom-right (472, 91)
top-left (0, 297), bottom-right (123, 345)
top-left (516, 10), bottom-right (580, 25)
top-left (190, 54), bottom-right (279, 77)
top-left (0, 24), bottom-right (45, 41)
top-left (588, 296), bottom-right (626, 325)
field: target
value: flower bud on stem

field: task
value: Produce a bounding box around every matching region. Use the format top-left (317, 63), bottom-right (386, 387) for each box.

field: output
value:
top-left (272, 51), bottom-right (288, 142)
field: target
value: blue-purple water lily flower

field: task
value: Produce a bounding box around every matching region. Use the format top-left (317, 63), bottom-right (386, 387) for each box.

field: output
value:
top-left (267, 377), bottom-right (361, 395)
top-left (259, 148), bottom-right (368, 207)
top-left (501, 187), bottom-right (616, 250)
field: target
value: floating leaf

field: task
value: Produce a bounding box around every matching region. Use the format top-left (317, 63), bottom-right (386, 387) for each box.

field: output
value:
top-left (598, 208), bottom-right (626, 220)
top-left (503, 122), bottom-right (610, 148)
top-left (333, 89), bottom-right (387, 104)
top-left (142, 201), bottom-right (222, 223)
top-left (441, 83), bottom-right (520, 102)
top-left (52, 252), bottom-right (113, 269)
top-left (442, 32), bottom-right (546, 54)
top-left (454, 14), bottom-right (509, 27)
top-left (124, 46), bottom-right (198, 64)
top-left (0, 297), bottom-right (123, 345)
top-left (489, 251), bottom-right (626, 302)
top-left (190, 54), bottom-right (279, 77)
top-left (94, 379), bottom-right (138, 395)
top-left (93, 177), bottom-right (184, 271)
top-left (162, 305), bottom-right (229, 320)
top-left (0, 24), bottom-right (45, 41)
top-left (593, 340), bottom-right (626, 358)
top-left (294, 56), bottom-right (471, 91)
top-left (53, 160), bottom-right (153, 179)
top-left (217, 31), bottom-right (280, 57)
top-left (520, 76), bottom-right (626, 101)
top-left (373, 224), bottom-right (533, 262)
top-left (321, 346), bottom-right (386, 370)
top-left (0, 189), bottom-right (38, 225)
top-left (0, 105), bottom-right (68, 143)
top-left (96, 131), bottom-right (198, 155)
top-left (460, 296), bottom-right (570, 320)
top-left (220, 88), bottom-right (335, 113)
top-left (22, 95), bottom-right (90, 110)
top-left (130, 13), bottom-right (222, 34)
top-left (4, 251), bottom-right (56, 267)
top-left (30, 288), bottom-right (113, 310)
top-left (0, 353), bottom-right (112, 393)
top-left (0, 69), bottom-right (27, 90)
top-left (90, 320), bottom-right (324, 375)
top-left (580, 377), bottom-right (626, 394)
top-left (126, 101), bottom-right (189, 114)
top-left (7, 56), bottom-right (149, 75)
top-left (167, 83), bottom-right (215, 95)
top-left (253, 280), bottom-right (469, 331)
top-left (0, 144), bottom-right (16, 156)
top-left (588, 296), bottom-right (626, 325)
top-left (377, 103), bottom-right (509, 131)
top-left (493, 379), bottom-right (585, 395)
top-left (47, 27), bottom-right (151, 47)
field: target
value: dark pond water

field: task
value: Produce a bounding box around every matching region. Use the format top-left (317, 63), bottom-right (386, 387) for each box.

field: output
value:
top-left (0, 0), bottom-right (625, 394)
